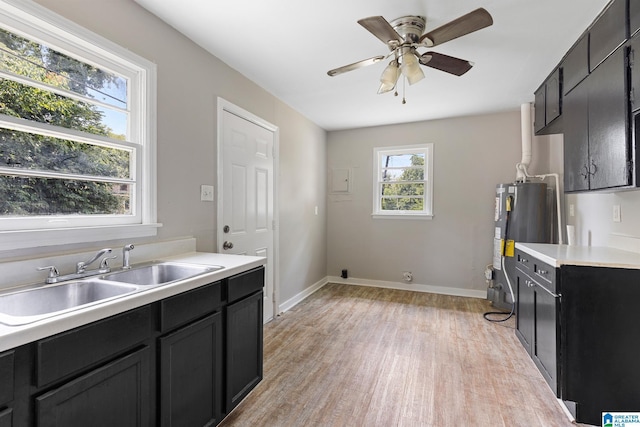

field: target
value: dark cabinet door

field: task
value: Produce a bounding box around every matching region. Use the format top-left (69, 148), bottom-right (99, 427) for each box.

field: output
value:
top-left (36, 346), bottom-right (151, 427)
top-left (226, 291), bottom-right (263, 413)
top-left (545, 69), bottom-right (561, 124)
top-left (532, 285), bottom-right (560, 397)
top-left (630, 36), bottom-right (640, 112)
top-left (0, 351), bottom-right (14, 407)
top-left (534, 86), bottom-right (546, 134)
top-left (588, 47), bottom-right (629, 190)
top-left (515, 274), bottom-right (534, 354)
top-left (589, 0), bottom-right (627, 70)
top-left (159, 312), bottom-right (223, 427)
top-left (563, 79), bottom-right (590, 192)
top-left (563, 35), bottom-right (589, 95)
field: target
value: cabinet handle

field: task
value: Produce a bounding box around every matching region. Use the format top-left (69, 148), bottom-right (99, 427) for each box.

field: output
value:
top-left (538, 269), bottom-right (548, 275)
top-left (581, 164), bottom-right (590, 180)
top-left (589, 160), bottom-right (598, 176)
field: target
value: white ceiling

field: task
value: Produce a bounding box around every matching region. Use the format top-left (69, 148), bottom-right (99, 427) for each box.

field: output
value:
top-left (134, 0), bottom-right (611, 131)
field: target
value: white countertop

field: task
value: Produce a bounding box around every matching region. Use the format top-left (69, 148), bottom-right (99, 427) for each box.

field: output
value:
top-left (516, 243), bottom-right (640, 269)
top-left (0, 252), bottom-right (265, 352)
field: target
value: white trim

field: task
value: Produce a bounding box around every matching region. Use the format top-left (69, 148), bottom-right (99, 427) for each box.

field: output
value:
top-left (278, 276), bottom-right (329, 314)
top-left (0, 223), bottom-right (162, 251)
top-left (372, 143), bottom-right (434, 218)
top-left (327, 276), bottom-right (487, 299)
top-left (216, 97), bottom-right (280, 319)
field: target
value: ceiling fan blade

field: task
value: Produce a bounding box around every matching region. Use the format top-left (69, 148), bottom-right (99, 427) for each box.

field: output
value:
top-left (419, 52), bottom-right (474, 76)
top-left (419, 8), bottom-right (493, 47)
top-left (327, 55), bottom-right (386, 76)
top-left (358, 16), bottom-right (402, 46)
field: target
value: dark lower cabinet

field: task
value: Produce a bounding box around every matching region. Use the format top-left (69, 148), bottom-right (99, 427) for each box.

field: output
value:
top-left (515, 273), bottom-right (534, 353)
top-left (160, 312), bottom-right (223, 427)
top-left (36, 346), bottom-right (151, 427)
top-left (1, 265), bottom-right (264, 427)
top-left (515, 254), bottom-right (560, 396)
top-left (226, 290), bottom-right (263, 412)
top-left (561, 266), bottom-right (640, 426)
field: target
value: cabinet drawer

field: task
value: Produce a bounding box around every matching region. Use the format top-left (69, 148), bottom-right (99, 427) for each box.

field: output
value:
top-left (36, 305), bottom-right (152, 387)
top-left (515, 250), bottom-right (533, 272)
top-left (533, 259), bottom-right (557, 291)
top-left (0, 351), bottom-right (14, 407)
top-left (160, 281), bottom-right (222, 332)
top-left (562, 34), bottom-right (589, 95)
top-left (589, 0), bottom-right (627, 70)
top-left (227, 267), bottom-right (265, 303)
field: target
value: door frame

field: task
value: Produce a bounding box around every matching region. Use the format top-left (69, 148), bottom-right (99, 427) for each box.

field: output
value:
top-left (216, 97), bottom-right (279, 321)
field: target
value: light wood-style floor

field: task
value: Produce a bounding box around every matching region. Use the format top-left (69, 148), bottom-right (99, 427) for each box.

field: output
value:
top-left (220, 284), bottom-right (581, 427)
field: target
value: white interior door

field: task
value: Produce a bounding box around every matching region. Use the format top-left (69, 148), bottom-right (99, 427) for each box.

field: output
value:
top-left (219, 105), bottom-right (276, 323)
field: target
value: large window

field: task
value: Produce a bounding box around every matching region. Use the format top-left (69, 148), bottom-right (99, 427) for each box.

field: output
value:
top-left (0, 0), bottom-right (157, 250)
top-left (372, 144), bottom-right (433, 219)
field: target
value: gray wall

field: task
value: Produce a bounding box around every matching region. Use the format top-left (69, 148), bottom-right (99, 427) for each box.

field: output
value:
top-left (326, 110), bottom-right (526, 293)
top-left (24, 0), bottom-right (328, 303)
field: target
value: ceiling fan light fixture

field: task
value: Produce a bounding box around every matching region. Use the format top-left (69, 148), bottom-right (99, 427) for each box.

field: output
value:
top-left (378, 60), bottom-right (400, 94)
top-left (400, 50), bottom-right (424, 85)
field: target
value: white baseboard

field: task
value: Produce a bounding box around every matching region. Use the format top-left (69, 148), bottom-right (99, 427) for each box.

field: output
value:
top-left (277, 275), bottom-right (486, 315)
top-left (278, 276), bottom-right (329, 314)
top-left (327, 276), bottom-right (487, 299)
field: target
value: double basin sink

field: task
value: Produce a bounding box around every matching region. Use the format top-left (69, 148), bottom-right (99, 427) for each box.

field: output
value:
top-left (0, 262), bottom-right (224, 326)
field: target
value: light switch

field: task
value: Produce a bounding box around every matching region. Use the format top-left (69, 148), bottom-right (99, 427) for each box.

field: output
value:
top-left (200, 185), bottom-right (214, 202)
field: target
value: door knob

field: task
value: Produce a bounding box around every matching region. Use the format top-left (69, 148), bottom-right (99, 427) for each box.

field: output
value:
top-left (223, 241), bottom-right (234, 250)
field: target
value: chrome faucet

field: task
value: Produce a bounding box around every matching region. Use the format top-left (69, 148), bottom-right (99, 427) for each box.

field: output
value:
top-left (122, 244), bottom-right (135, 269)
top-left (38, 248), bottom-right (115, 284)
top-left (77, 248), bottom-right (113, 274)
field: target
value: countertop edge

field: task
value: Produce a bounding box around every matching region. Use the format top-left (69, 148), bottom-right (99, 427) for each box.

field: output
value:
top-left (0, 252), bottom-right (266, 352)
top-left (515, 243), bottom-right (640, 269)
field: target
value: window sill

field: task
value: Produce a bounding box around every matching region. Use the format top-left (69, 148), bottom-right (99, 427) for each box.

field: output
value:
top-left (0, 223), bottom-right (163, 251)
top-left (372, 213), bottom-right (433, 220)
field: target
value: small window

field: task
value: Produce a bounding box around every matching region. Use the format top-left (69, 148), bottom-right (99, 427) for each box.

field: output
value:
top-left (0, 0), bottom-right (158, 250)
top-left (372, 144), bottom-right (433, 219)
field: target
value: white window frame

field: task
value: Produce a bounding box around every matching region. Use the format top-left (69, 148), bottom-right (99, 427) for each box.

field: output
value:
top-left (0, 0), bottom-right (159, 250)
top-left (372, 143), bottom-right (433, 220)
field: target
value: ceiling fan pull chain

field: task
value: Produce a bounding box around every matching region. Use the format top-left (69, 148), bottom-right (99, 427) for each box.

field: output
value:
top-left (402, 76), bottom-right (407, 104)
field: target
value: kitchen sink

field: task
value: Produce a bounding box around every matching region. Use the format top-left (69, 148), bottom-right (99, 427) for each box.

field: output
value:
top-left (0, 281), bottom-right (139, 326)
top-left (101, 262), bottom-right (223, 286)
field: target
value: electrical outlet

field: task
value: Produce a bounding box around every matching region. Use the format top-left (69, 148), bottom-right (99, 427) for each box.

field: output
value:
top-left (613, 204), bottom-right (621, 223)
top-left (200, 185), bottom-right (214, 202)
top-left (569, 204), bottom-right (575, 217)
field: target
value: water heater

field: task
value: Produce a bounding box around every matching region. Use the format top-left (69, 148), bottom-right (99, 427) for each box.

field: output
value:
top-left (488, 182), bottom-right (552, 310)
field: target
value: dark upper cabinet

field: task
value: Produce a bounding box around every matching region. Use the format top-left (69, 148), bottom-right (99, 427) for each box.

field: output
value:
top-left (563, 78), bottom-right (590, 192)
top-left (533, 68), bottom-right (562, 135)
top-left (562, 34), bottom-right (589, 95)
top-left (589, 0), bottom-right (627, 70)
top-left (632, 0), bottom-right (640, 37)
top-left (630, 34), bottom-right (640, 112)
top-left (563, 47), bottom-right (629, 192)
top-left (587, 47), bottom-right (629, 190)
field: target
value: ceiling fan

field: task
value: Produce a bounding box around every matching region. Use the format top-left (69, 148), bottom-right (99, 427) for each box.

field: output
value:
top-left (327, 8), bottom-right (493, 97)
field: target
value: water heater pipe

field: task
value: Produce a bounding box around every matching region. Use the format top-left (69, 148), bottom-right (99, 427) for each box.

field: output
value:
top-left (515, 103), bottom-right (564, 245)
top-left (516, 103), bottom-right (533, 182)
